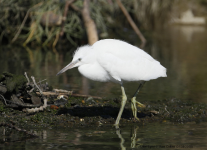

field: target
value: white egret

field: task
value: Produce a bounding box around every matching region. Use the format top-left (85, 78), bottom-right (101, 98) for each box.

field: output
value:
top-left (57, 39), bottom-right (167, 127)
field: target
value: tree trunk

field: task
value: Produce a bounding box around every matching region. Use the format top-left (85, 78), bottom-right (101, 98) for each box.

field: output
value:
top-left (81, 0), bottom-right (99, 94)
top-left (81, 0), bottom-right (98, 45)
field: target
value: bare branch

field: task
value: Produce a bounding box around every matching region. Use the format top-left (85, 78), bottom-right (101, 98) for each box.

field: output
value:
top-left (11, 2), bottom-right (43, 43)
top-left (60, 0), bottom-right (77, 37)
top-left (115, 0), bottom-right (146, 47)
top-left (31, 76), bottom-right (43, 95)
top-left (37, 79), bottom-right (47, 84)
top-left (71, 4), bottom-right (81, 12)
top-left (24, 72), bottom-right (30, 84)
top-left (0, 94), bottom-right (7, 105)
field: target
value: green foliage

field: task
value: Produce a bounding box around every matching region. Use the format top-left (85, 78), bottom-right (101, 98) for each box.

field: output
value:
top-left (0, 0), bottom-right (30, 42)
top-left (0, 105), bottom-right (5, 112)
top-left (51, 107), bottom-right (58, 114)
top-left (19, 117), bottom-right (28, 123)
top-left (200, 0), bottom-right (207, 6)
top-left (1, 72), bottom-right (27, 93)
top-left (64, 12), bottom-right (84, 46)
top-left (22, 0), bottom-right (64, 46)
top-left (3, 0), bottom-right (203, 46)
top-left (30, 113), bottom-right (43, 122)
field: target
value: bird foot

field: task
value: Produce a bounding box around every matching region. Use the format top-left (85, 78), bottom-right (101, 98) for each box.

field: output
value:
top-left (131, 97), bottom-right (145, 108)
top-left (136, 102), bottom-right (146, 108)
top-left (132, 116), bottom-right (140, 122)
top-left (131, 97), bottom-right (145, 122)
top-left (113, 123), bottom-right (120, 129)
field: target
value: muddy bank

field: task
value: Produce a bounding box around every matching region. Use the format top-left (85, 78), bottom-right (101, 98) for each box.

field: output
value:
top-left (0, 72), bottom-right (207, 130)
top-left (0, 96), bottom-right (207, 129)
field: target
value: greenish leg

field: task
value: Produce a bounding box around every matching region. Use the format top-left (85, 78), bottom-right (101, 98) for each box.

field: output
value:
top-left (114, 85), bottom-right (127, 127)
top-left (131, 81), bottom-right (146, 121)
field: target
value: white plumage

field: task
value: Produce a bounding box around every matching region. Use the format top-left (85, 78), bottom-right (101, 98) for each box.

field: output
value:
top-left (57, 39), bottom-right (167, 127)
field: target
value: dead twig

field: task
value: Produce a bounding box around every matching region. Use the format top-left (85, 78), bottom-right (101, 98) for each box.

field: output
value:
top-left (0, 94), bottom-right (7, 105)
top-left (36, 91), bottom-right (102, 100)
top-left (37, 79), bottom-right (47, 84)
top-left (29, 88), bottom-right (34, 93)
top-left (24, 72), bottom-right (30, 84)
top-left (31, 76), bottom-right (43, 95)
top-left (25, 99), bottom-right (47, 113)
top-left (165, 105), bottom-right (170, 114)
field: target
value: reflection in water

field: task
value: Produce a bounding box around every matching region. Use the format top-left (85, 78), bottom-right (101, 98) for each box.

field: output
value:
top-left (160, 26), bottom-right (207, 102)
top-left (116, 126), bottom-right (142, 149)
top-left (116, 129), bottom-right (126, 150)
top-left (174, 26), bottom-right (206, 42)
top-left (0, 26), bottom-right (207, 103)
top-left (130, 126), bottom-right (142, 148)
top-left (1, 122), bottom-right (207, 149)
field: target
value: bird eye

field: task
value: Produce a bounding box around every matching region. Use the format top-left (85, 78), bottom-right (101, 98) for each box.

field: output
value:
top-left (78, 58), bottom-right (81, 61)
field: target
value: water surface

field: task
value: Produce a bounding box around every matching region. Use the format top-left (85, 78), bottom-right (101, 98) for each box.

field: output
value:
top-left (0, 26), bottom-right (207, 103)
top-left (1, 122), bottom-right (206, 149)
top-left (0, 25), bottom-right (207, 149)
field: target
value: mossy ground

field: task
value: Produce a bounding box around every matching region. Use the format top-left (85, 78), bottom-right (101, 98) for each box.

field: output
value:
top-left (0, 96), bottom-right (206, 129)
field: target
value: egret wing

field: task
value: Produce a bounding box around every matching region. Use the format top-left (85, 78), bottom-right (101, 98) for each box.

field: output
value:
top-left (93, 39), bottom-right (154, 61)
top-left (97, 52), bottom-right (166, 82)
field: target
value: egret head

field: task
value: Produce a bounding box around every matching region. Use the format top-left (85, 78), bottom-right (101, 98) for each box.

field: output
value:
top-left (56, 45), bottom-right (92, 76)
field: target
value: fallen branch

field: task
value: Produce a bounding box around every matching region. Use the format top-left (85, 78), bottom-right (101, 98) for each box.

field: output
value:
top-left (24, 99), bottom-right (47, 113)
top-left (53, 89), bottom-right (73, 94)
top-left (37, 91), bottom-right (71, 96)
top-left (36, 91), bottom-right (102, 100)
